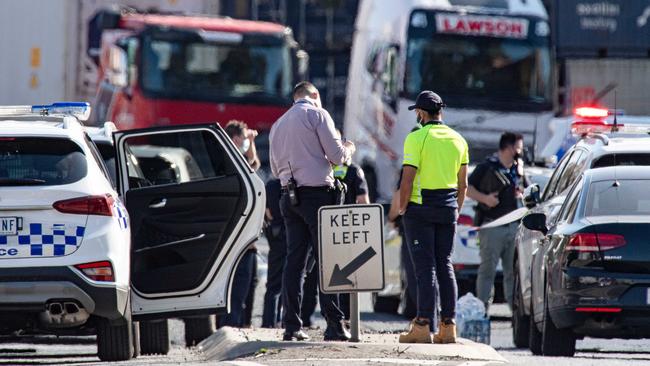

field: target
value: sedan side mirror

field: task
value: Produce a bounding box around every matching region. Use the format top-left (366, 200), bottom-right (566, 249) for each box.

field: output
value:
top-left (522, 213), bottom-right (548, 235)
top-left (523, 183), bottom-right (541, 209)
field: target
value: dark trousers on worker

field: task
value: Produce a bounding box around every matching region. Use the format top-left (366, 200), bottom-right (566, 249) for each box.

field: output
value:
top-left (280, 188), bottom-right (344, 332)
top-left (300, 253), bottom-right (319, 326)
top-left (262, 225), bottom-right (286, 328)
top-left (402, 203), bottom-right (458, 325)
top-left (220, 248), bottom-right (257, 327)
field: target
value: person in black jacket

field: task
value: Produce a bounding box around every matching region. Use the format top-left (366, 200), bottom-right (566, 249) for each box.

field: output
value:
top-left (467, 132), bottom-right (528, 310)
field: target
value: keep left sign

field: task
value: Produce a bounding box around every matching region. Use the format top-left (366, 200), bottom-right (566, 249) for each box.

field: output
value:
top-left (318, 204), bottom-right (385, 294)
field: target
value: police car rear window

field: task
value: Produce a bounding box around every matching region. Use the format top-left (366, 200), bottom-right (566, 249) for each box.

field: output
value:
top-left (0, 137), bottom-right (87, 186)
top-left (592, 153), bottom-right (650, 168)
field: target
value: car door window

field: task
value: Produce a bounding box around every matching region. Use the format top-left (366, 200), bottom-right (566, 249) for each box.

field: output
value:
top-left (542, 150), bottom-right (574, 201)
top-left (124, 130), bottom-right (236, 187)
top-left (120, 127), bottom-right (248, 295)
top-left (558, 178), bottom-right (583, 223)
top-left (556, 150), bottom-right (588, 195)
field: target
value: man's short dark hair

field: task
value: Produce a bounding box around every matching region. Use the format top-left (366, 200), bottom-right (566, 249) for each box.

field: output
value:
top-left (224, 120), bottom-right (247, 139)
top-left (499, 132), bottom-right (524, 150)
top-left (293, 81), bottom-right (318, 99)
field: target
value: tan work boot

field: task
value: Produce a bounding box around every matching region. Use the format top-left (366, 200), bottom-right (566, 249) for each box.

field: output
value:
top-left (433, 319), bottom-right (457, 344)
top-left (399, 318), bottom-right (432, 343)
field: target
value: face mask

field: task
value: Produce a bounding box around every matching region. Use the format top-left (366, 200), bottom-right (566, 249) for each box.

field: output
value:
top-left (239, 138), bottom-right (250, 154)
top-left (416, 113), bottom-right (423, 124)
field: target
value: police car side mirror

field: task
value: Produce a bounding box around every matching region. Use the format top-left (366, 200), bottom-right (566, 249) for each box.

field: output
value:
top-left (522, 213), bottom-right (547, 235)
top-left (523, 183), bottom-right (541, 208)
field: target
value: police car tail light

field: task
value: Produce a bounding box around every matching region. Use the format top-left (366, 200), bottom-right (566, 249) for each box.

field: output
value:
top-left (75, 261), bottom-right (114, 282)
top-left (566, 233), bottom-right (626, 252)
top-left (53, 195), bottom-right (114, 216)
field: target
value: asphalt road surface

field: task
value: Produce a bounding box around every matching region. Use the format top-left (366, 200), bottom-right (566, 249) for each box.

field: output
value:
top-left (1, 239), bottom-right (650, 365)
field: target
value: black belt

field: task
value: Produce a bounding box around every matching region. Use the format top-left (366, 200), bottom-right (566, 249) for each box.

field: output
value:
top-left (281, 185), bottom-right (333, 193)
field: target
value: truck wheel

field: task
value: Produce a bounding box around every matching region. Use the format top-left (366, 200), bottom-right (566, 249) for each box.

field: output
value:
top-left (512, 258), bottom-right (530, 348)
top-left (139, 319), bottom-right (170, 355)
top-left (541, 289), bottom-right (576, 356)
top-left (96, 317), bottom-right (133, 361)
top-left (528, 301), bottom-right (543, 355)
top-left (372, 293), bottom-right (400, 314)
top-left (184, 315), bottom-right (216, 347)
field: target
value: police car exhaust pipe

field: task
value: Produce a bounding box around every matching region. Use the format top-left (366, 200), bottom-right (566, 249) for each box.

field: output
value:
top-left (64, 302), bottom-right (80, 314)
top-left (48, 302), bottom-right (63, 316)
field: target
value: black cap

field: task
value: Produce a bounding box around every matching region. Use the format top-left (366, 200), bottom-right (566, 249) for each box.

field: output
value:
top-left (408, 90), bottom-right (446, 111)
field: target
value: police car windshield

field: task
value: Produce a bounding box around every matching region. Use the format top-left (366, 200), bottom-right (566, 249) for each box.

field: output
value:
top-left (0, 138), bottom-right (87, 186)
top-left (405, 35), bottom-right (552, 112)
top-left (140, 35), bottom-right (293, 105)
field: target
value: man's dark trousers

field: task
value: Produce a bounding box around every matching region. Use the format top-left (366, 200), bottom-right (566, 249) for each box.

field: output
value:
top-left (402, 204), bottom-right (458, 326)
top-left (280, 188), bottom-right (344, 332)
top-left (262, 225), bottom-right (286, 328)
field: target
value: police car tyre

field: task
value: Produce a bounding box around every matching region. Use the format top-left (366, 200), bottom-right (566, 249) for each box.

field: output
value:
top-left (512, 257), bottom-right (530, 348)
top-left (183, 315), bottom-right (215, 347)
top-left (541, 286), bottom-right (576, 356)
top-left (131, 321), bottom-right (141, 358)
top-left (96, 317), bottom-right (134, 361)
top-left (529, 299), bottom-right (543, 355)
top-left (139, 319), bottom-right (170, 355)
top-left (372, 293), bottom-right (400, 314)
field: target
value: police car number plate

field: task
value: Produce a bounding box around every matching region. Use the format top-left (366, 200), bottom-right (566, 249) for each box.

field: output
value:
top-left (0, 217), bottom-right (21, 235)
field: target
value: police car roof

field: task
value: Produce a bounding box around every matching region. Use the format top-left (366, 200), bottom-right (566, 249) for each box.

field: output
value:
top-left (577, 134), bottom-right (650, 153)
top-left (0, 116), bottom-right (84, 139)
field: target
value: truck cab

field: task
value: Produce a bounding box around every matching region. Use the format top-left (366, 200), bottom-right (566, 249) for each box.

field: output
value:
top-left (89, 10), bottom-right (308, 179)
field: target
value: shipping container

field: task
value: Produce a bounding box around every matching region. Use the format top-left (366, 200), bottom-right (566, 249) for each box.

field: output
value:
top-left (0, 0), bottom-right (219, 105)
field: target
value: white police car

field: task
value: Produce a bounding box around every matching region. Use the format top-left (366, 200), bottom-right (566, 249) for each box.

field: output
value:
top-left (0, 103), bottom-right (265, 361)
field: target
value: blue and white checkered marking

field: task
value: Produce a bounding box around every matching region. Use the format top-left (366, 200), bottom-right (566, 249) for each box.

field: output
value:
top-left (0, 223), bottom-right (85, 257)
top-left (113, 200), bottom-right (129, 230)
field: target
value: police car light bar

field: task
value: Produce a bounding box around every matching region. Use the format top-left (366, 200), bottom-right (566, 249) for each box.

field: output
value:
top-left (0, 102), bottom-right (91, 121)
top-left (575, 106), bottom-right (609, 119)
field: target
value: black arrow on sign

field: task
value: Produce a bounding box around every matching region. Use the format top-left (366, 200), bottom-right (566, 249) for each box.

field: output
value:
top-left (329, 246), bottom-right (377, 287)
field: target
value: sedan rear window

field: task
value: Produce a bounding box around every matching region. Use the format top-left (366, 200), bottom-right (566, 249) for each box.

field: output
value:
top-left (585, 179), bottom-right (650, 216)
top-left (0, 137), bottom-right (87, 186)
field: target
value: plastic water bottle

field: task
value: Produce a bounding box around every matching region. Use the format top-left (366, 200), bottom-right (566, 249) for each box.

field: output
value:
top-left (455, 293), bottom-right (490, 344)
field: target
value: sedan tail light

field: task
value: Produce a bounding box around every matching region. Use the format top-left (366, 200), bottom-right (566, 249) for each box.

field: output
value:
top-left (575, 307), bottom-right (622, 313)
top-left (53, 195), bottom-right (114, 216)
top-left (566, 233), bottom-right (626, 252)
top-left (75, 261), bottom-right (114, 282)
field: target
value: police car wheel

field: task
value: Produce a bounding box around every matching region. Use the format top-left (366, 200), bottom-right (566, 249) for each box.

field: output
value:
top-left (139, 319), bottom-right (170, 355)
top-left (96, 317), bottom-right (134, 361)
top-left (131, 321), bottom-right (141, 358)
top-left (183, 315), bottom-right (215, 347)
top-left (372, 293), bottom-right (400, 314)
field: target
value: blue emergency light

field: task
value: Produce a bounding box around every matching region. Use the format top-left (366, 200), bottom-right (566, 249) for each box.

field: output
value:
top-left (0, 102), bottom-right (91, 121)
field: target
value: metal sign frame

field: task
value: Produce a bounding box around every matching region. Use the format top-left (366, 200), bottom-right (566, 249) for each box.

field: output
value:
top-left (318, 204), bottom-right (385, 294)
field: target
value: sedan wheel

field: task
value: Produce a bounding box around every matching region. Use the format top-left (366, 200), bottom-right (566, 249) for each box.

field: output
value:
top-left (541, 287), bottom-right (576, 356)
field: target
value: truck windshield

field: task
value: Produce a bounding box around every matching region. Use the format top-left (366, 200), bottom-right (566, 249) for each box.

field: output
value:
top-left (405, 35), bottom-right (552, 111)
top-left (141, 37), bottom-right (293, 105)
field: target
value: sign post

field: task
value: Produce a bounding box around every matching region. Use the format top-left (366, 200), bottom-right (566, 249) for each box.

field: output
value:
top-left (319, 204), bottom-right (385, 342)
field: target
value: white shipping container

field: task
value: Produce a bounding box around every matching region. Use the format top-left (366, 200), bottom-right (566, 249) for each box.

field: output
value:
top-left (0, 0), bottom-right (220, 105)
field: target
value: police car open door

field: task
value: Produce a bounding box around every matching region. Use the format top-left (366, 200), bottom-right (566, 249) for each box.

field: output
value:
top-left (114, 124), bottom-right (264, 318)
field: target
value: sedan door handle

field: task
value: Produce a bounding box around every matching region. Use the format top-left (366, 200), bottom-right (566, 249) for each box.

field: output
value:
top-left (149, 198), bottom-right (167, 209)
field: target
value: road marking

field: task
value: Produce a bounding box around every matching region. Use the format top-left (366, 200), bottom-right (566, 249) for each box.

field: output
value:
top-left (246, 358), bottom-right (500, 365)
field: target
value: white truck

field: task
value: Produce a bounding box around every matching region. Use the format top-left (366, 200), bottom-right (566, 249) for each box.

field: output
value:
top-left (344, 0), bottom-right (553, 204)
top-left (0, 0), bottom-right (219, 105)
